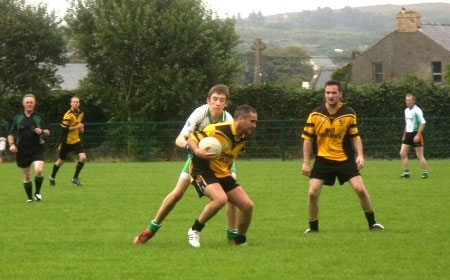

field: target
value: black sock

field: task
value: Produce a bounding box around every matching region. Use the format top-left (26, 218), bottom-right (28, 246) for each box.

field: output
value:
top-left (234, 234), bottom-right (246, 244)
top-left (309, 219), bottom-right (319, 231)
top-left (35, 176), bottom-right (43, 194)
top-left (74, 161), bottom-right (84, 178)
top-left (192, 219), bottom-right (205, 232)
top-left (23, 182), bottom-right (33, 199)
top-left (365, 211), bottom-right (376, 228)
top-left (51, 164), bottom-right (60, 178)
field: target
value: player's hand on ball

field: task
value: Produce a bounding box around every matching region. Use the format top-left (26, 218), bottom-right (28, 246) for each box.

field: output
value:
top-left (195, 147), bottom-right (217, 160)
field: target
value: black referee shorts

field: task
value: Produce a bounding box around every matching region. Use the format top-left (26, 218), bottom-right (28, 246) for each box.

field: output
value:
top-left (16, 148), bottom-right (44, 168)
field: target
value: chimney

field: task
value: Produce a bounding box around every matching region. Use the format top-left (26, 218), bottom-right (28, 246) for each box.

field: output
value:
top-left (396, 10), bottom-right (421, 32)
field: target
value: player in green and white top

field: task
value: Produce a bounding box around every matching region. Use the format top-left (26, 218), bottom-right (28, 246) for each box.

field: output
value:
top-left (399, 93), bottom-right (428, 178)
top-left (0, 136), bottom-right (6, 163)
top-left (134, 85), bottom-right (238, 244)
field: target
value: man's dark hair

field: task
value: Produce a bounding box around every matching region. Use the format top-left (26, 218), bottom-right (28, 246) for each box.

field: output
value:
top-left (234, 105), bottom-right (257, 119)
top-left (325, 80), bottom-right (342, 92)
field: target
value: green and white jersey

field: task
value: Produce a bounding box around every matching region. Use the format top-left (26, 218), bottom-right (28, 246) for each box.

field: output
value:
top-left (180, 104), bottom-right (233, 137)
top-left (404, 105), bottom-right (426, 132)
top-left (0, 137), bottom-right (6, 151)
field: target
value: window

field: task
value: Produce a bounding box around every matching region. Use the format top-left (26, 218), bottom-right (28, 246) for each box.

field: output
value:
top-left (432, 61), bottom-right (442, 83)
top-left (373, 62), bottom-right (383, 83)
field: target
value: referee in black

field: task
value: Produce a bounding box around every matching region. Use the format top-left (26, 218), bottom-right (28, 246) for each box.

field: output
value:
top-left (8, 94), bottom-right (51, 202)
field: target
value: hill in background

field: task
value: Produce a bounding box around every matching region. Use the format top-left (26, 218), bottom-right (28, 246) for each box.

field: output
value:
top-left (234, 3), bottom-right (450, 58)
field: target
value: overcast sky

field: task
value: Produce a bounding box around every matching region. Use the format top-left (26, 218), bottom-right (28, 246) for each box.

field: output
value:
top-left (27, 0), bottom-right (450, 18)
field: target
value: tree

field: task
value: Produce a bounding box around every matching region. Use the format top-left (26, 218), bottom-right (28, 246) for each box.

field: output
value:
top-left (444, 64), bottom-right (450, 85)
top-left (247, 11), bottom-right (265, 27)
top-left (0, 0), bottom-right (66, 95)
top-left (261, 46), bottom-right (313, 86)
top-left (332, 63), bottom-right (352, 84)
top-left (66, 0), bottom-right (242, 122)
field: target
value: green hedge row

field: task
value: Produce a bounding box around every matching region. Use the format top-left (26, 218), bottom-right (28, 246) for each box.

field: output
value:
top-left (230, 79), bottom-right (450, 120)
top-left (1, 78), bottom-right (449, 132)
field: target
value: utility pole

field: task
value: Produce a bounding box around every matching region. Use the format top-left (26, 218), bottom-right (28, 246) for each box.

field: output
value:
top-left (251, 38), bottom-right (266, 85)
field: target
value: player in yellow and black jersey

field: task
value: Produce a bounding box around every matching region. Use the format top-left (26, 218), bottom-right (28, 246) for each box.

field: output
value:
top-left (301, 80), bottom-right (384, 233)
top-left (49, 96), bottom-right (86, 187)
top-left (190, 122), bottom-right (246, 179)
top-left (185, 105), bottom-right (257, 247)
top-left (302, 103), bottom-right (359, 162)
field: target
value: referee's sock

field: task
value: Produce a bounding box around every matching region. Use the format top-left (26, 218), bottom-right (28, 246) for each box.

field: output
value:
top-left (23, 181), bottom-right (33, 200)
top-left (35, 176), bottom-right (43, 194)
top-left (365, 210), bottom-right (377, 228)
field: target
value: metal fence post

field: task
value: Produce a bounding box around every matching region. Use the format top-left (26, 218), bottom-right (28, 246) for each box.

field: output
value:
top-left (145, 124), bottom-right (151, 162)
top-left (281, 120), bottom-right (286, 161)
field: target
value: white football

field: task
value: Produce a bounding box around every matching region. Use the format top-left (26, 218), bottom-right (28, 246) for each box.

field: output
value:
top-left (198, 137), bottom-right (222, 158)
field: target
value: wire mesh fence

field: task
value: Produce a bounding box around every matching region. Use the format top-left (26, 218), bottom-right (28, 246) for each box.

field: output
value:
top-left (1, 117), bottom-right (449, 162)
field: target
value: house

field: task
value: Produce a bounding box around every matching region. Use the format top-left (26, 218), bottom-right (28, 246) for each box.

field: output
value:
top-left (350, 10), bottom-right (450, 85)
top-left (309, 56), bottom-right (337, 89)
top-left (55, 62), bottom-right (88, 90)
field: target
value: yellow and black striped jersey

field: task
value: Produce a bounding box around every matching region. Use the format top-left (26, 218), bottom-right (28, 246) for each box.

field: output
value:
top-left (60, 109), bottom-right (84, 144)
top-left (191, 121), bottom-right (246, 178)
top-left (302, 103), bottom-right (359, 162)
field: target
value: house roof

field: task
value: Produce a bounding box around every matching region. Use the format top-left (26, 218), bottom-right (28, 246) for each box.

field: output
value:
top-left (313, 69), bottom-right (334, 90)
top-left (418, 24), bottom-right (450, 52)
top-left (55, 62), bottom-right (88, 90)
top-left (310, 56), bottom-right (336, 69)
top-left (309, 56), bottom-right (336, 89)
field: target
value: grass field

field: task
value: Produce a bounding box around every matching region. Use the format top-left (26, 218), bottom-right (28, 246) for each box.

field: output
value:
top-left (1, 160), bottom-right (449, 279)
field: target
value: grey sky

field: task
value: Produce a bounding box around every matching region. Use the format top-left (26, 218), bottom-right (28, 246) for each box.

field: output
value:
top-left (27, 0), bottom-right (450, 18)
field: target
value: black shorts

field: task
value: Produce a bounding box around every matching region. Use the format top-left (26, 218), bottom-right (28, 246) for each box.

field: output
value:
top-left (191, 171), bottom-right (239, 197)
top-left (310, 156), bottom-right (360, 186)
top-left (16, 148), bottom-right (44, 168)
top-left (402, 132), bottom-right (424, 147)
top-left (59, 142), bottom-right (84, 160)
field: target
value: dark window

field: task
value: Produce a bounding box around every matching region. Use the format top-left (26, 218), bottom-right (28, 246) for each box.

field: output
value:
top-left (373, 62), bottom-right (383, 83)
top-left (432, 61), bottom-right (442, 83)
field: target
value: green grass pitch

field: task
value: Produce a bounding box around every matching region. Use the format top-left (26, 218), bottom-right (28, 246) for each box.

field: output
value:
top-left (1, 160), bottom-right (449, 279)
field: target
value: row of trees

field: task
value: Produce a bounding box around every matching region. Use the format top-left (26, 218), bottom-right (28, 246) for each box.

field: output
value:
top-left (2, 0), bottom-right (449, 128)
top-left (1, 0), bottom-right (243, 124)
top-left (1, 0), bottom-right (315, 125)
top-left (0, 0), bottom-right (66, 94)
top-left (1, 73), bottom-right (449, 126)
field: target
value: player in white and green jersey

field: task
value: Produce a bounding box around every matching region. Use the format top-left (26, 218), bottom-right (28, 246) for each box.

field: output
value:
top-left (134, 85), bottom-right (238, 244)
top-left (399, 93), bottom-right (428, 178)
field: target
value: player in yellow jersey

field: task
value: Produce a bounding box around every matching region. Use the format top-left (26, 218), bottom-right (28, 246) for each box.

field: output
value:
top-left (301, 80), bottom-right (384, 233)
top-left (186, 105), bottom-right (257, 247)
top-left (49, 96), bottom-right (86, 186)
top-left (133, 85), bottom-right (239, 245)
